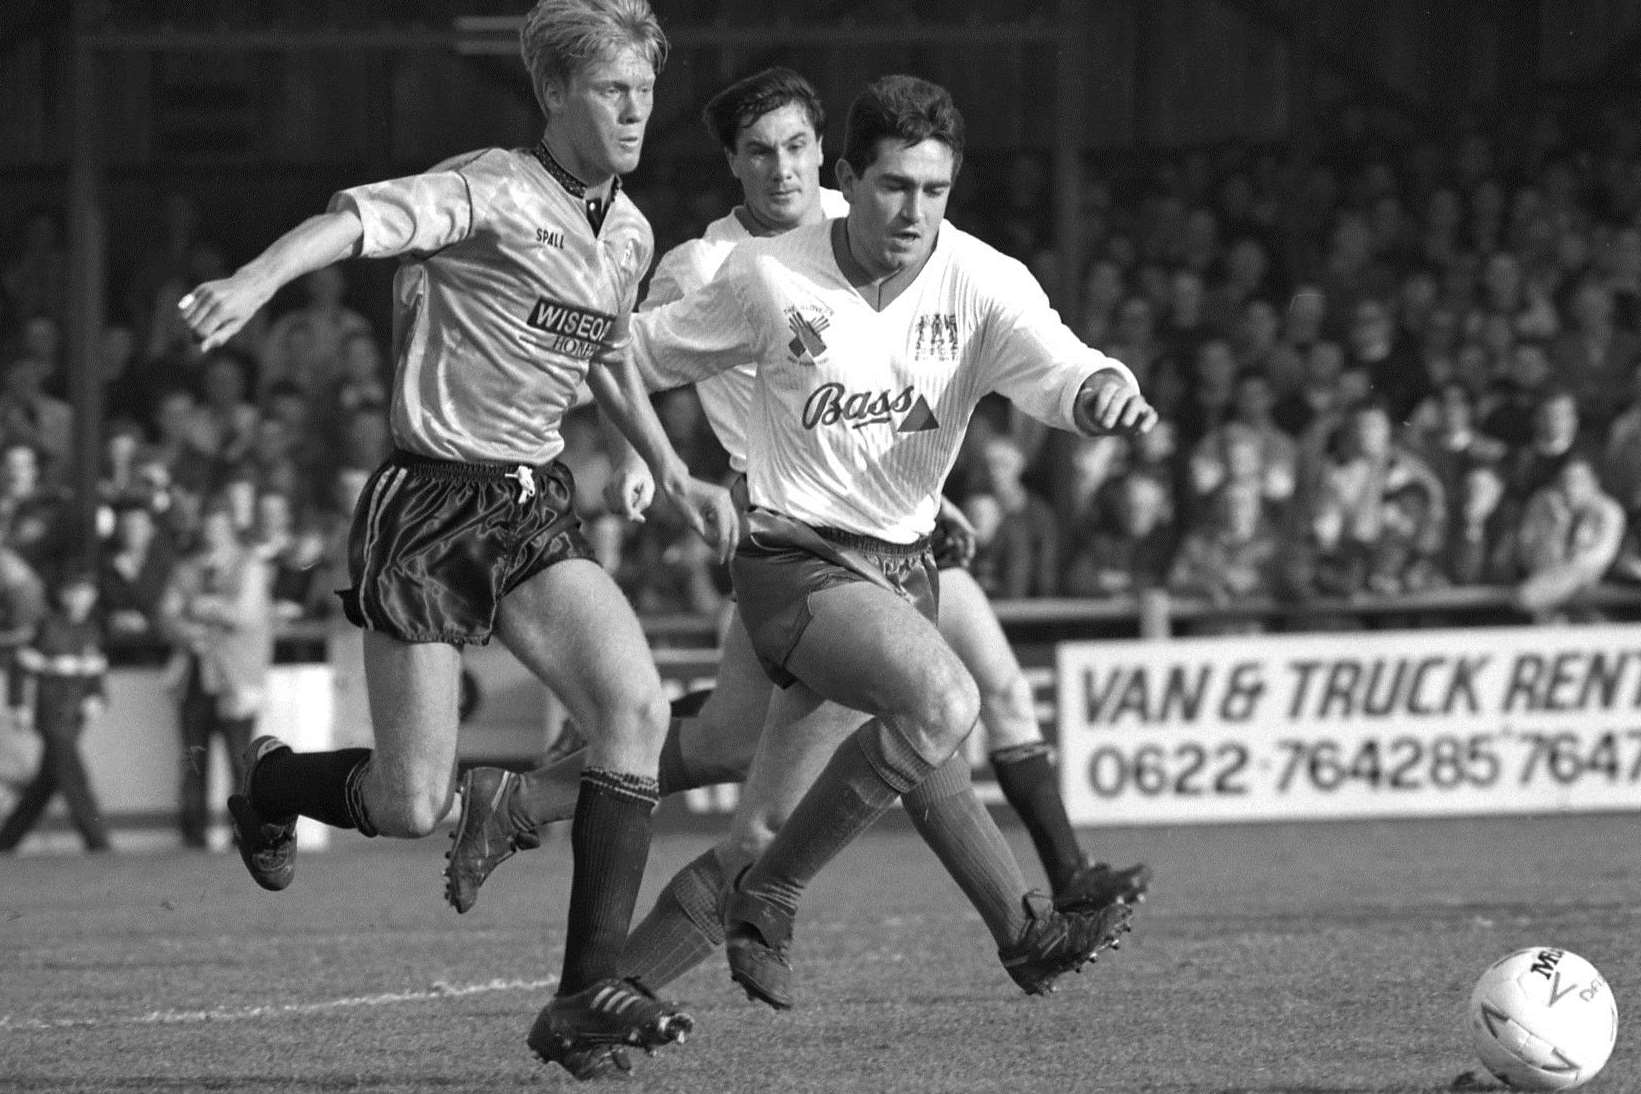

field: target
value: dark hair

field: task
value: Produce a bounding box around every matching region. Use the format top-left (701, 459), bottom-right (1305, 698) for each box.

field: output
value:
top-left (702, 66), bottom-right (825, 152)
top-left (841, 74), bottom-right (965, 177)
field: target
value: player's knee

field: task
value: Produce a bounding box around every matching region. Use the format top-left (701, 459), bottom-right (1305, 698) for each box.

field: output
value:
top-left (364, 768), bottom-right (451, 838)
top-left (906, 666), bottom-right (980, 754)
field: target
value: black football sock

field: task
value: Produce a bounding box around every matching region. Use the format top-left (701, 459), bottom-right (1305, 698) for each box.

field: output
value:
top-left (904, 754), bottom-right (1030, 946)
top-left (736, 726), bottom-right (911, 916)
top-left (558, 768), bottom-right (659, 995)
top-left (251, 748), bottom-right (377, 835)
top-left (620, 848), bottom-right (728, 989)
top-left (991, 743), bottom-right (1083, 891)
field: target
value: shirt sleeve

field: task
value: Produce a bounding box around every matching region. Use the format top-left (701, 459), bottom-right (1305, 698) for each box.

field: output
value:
top-left (975, 259), bottom-right (1138, 432)
top-left (643, 240), bottom-right (710, 312)
top-left (327, 169), bottom-right (475, 259)
top-left (630, 247), bottom-right (762, 390)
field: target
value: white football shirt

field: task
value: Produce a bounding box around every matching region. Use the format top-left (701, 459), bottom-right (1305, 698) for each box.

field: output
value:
top-left (641, 190), bottom-right (851, 472)
top-left (330, 147), bottom-right (653, 466)
top-left (631, 219), bottom-right (1136, 543)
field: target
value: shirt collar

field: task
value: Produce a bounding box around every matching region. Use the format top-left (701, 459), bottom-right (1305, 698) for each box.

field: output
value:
top-left (533, 141), bottom-right (620, 232)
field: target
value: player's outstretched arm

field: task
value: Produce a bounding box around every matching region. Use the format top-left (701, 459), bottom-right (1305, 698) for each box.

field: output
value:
top-left (587, 343), bottom-right (738, 562)
top-left (178, 211), bottom-right (365, 351)
top-left (1074, 368), bottom-right (1158, 437)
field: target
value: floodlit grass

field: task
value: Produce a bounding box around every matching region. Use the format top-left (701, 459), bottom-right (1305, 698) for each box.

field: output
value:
top-left (2, 812), bottom-right (1636, 1093)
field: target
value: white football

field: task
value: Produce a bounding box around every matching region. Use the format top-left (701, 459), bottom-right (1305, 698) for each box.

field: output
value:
top-left (1468, 947), bottom-right (1617, 1091)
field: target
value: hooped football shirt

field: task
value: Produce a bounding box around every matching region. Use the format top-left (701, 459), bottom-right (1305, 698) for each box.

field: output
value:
top-left (631, 219), bottom-right (1137, 544)
top-left (330, 146), bottom-right (653, 466)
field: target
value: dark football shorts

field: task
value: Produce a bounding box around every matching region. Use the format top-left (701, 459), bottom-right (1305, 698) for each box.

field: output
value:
top-left (338, 450), bottom-right (595, 646)
top-left (730, 508), bottom-right (937, 688)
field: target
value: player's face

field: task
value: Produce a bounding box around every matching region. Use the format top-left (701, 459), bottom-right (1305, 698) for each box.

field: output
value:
top-left (728, 103), bottom-right (824, 234)
top-left (838, 138), bottom-right (954, 278)
top-left (545, 44), bottom-right (655, 182)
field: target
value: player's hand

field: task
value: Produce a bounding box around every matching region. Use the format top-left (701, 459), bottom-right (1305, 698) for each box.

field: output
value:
top-left (177, 274), bottom-right (272, 352)
top-left (604, 457), bottom-right (656, 522)
top-left (933, 500), bottom-right (978, 568)
top-left (667, 477), bottom-right (738, 564)
top-left (1077, 371), bottom-right (1159, 436)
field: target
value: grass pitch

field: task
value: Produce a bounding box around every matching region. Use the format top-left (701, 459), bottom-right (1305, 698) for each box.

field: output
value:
top-left (1, 811), bottom-right (1636, 1093)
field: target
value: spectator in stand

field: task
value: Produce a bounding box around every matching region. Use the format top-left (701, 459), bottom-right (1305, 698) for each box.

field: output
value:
top-left (1187, 369), bottom-right (1297, 517)
top-left (258, 265), bottom-right (372, 399)
top-left (1501, 387), bottom-right (1586, 519)
top-left (1157, 267), bottom-right (1210, 365)
top-left (1407, 379), bottom-right (1509, 518)
top-left (1473, 249), bottom-right (1560, 344)
top-left (1230, 295), bottom-right (1283, 378)
top-left (252, 487), bottom-right (327, 623)
top-left (1174, 337), bottom-right (1239, 454)
top-left (0, 347), bottom-right (73, 474)
top-left (1272, 338), bottom-right (1347, 439)
top-left (1601, 357), bottom-right (1641, 516)
top-left (1442, 458), bottom-right (1516, 586)
top-left (1060, 467), bottom-right (1174, 598)
top-left (1346, 296), bottom-right (1427, 425)
top-left (1479, 338), bottom-right (1554, 448)
top-left (1202, 235), bottom-right (1274, 334)
top-left (1364, 480), bottom-right (1447, 596)
top-left (1167, 478), bottom-right (1280, 634)
top-left (1076, 257), bottom-right (1126, 347)
top-left (0, 569), bottom-right (110, 854)
top-left (1298, 399), bottom-right (1445, 600)
top-left (317, 329), bottom-right (389, 448)
top-left (18, 314), bottom-right (65, 398)
top-left (160, 494), bottom-right (275, 849)
top-left (99, 498), bottom-right (177, 650)
top-left (1102, 294), bottom-right (1164, 385)
top-left (1514, 451), bottom-right (1626, 621)
top-left (966, 434), bottom-right (1061, 599)
top-left (1318, 210), bottom-right (1397, 324)
top-left (1551, 277), bottom-right (1640, 433)
top-left (191, 346), bottom-right (261, 481)
top-left (0, 442), bottom-right (69, 582)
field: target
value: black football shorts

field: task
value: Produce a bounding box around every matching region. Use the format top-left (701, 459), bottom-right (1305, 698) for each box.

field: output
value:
top-left (338, 450), bottom-right (595, 646)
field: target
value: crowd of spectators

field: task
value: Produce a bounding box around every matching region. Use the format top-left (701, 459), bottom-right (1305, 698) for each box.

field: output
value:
top-left (2, 96), bottom-right (1641, 660)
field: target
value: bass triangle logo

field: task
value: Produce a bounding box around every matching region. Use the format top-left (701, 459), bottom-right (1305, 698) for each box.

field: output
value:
top-left (897, 394), bottom-right (940, 432)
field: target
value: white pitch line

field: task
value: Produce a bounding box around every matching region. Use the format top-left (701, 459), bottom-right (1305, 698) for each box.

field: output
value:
top-left (0, 976), bottom-right (556, 1032)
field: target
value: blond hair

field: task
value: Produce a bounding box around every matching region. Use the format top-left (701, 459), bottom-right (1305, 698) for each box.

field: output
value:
top-left (519, 0), bottom-right (667, 115)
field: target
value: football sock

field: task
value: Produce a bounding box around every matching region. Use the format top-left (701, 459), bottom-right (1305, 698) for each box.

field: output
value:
top-left (736, 724), bottom-right (919, 916)
top-left (558, 768), bottom-right (659, 995)
top-left (991, 743), bottom-right (1083, 892)
top-left (621, 848), bottom-right (728, 989)
top-left (251, 748), bottom-right (377, 835)
top-left (904, 754), bottom-right (1030, 947)
top-left (513, 718), bottom-right (699, 830)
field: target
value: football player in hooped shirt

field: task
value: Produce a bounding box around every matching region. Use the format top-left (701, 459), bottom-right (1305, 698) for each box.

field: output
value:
top-left (628, 74), bottom-right (1157, 1009)
top-left (444, 66), bottom-right (1150, 1003)
top-left (176, 0), bottom-right (732, 1079)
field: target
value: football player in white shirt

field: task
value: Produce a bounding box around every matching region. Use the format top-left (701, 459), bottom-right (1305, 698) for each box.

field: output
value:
top-left (632, 74), bottom-right (1155, 1009)
top-left (176, 0), bottom-right (732, 1079)
top-left (445, 68), bottom-right (1150, 995)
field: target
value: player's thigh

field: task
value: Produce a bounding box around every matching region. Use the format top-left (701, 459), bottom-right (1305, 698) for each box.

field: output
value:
top-left (720, 682), bottom-right (867, 864)
top-left (684, 609), bottom-right (773, 774)
top-left (360, 630), bottom-right (464, 809)
top-left (937, 565), bottom-right (1025, 692)
top-left (496, 558), bottom-right (668, 766)
top-left (788, 580), bottom-right (976, 731)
